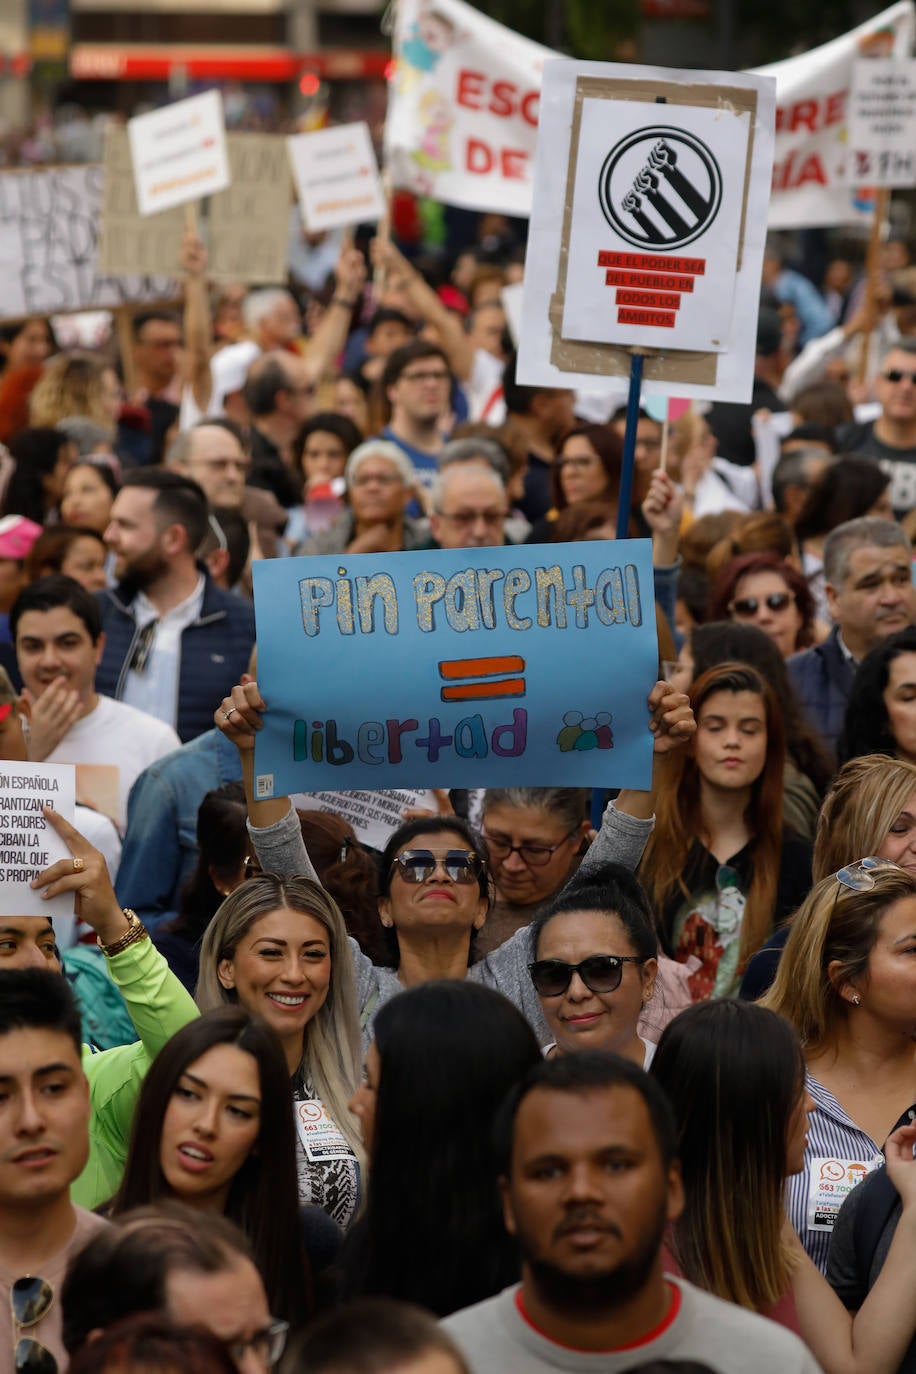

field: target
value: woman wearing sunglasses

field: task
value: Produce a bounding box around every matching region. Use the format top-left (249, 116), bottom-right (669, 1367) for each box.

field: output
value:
top-left (528, 866), bottom-right (658, 1066)
top-left (641, 662), bottom-right (811, 1002)
top-left (761, 861), bottom-right (916, 1272)
top-left (195, 876), bottom-right (364, 1230)
top-left (109, 1008), bottom-right (313, 1333)
top-left (213, 678), bottom-right (696, 1048)
top-left (651, 999), bottom-right (916, 1371)
top-left (476, 787), bottom-right (591, 956)
top-left (709, 552), bottom-right (817, 660)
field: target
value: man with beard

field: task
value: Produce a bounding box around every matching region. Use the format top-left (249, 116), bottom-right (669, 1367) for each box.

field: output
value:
top-left (97, 469), bottom-right (255, 742)
top-left (443, 1054), bottom-right (819, 1372)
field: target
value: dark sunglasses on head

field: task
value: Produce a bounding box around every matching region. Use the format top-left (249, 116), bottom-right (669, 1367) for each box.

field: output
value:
top-left (390, 848), bottom-right (483, 885)
top-left (12, 1276), bottom-right (56, 1374)
top-left (729, 591), bottom-right (793, 617)
top-left (529, 954), bottom-right (645, 998)
top-left (883, 368), bottom-right (916, 384)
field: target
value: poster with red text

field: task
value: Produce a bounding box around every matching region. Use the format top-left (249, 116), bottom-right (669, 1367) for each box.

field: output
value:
top-left (384, 0), bottom-right (552, 216)
top-left (752, 0), bottom-right (914, 227)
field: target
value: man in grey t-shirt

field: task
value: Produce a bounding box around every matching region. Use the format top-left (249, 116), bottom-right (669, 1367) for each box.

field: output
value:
top-left (443, 1054), bottom-right (821, 1374)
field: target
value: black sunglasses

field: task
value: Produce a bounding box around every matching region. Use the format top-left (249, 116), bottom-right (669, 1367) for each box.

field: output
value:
top-left (529, 954), bottom-right (645, 998)
top-left (729, 591), bottom-right (792, 617)
top-left (12, 1276), bottom-right (56, 1374)
top-left (883, 368), bottom-right (916, 384)
top-left (390, 848), bottom-right (483, 885)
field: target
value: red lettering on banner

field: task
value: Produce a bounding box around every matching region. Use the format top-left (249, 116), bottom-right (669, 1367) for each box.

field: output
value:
top-left (457, 69), bottom-right (486, 110)
top-left (456, 69), bottom-right (539, 126)
top-left (775, 90), bottom-right (846, 135)
top-left (465, 138), bottom-right (529, 178)
top-left (616, 289), bottom-right (682, 310)
top-left (772, 150), bottom-right (828, 191)
top-left (605, 270), bottom-right (695, 292)
top-left (597, 251), bottom-right (705, 274)
top-left (618, 308), bottom-right (676, 328)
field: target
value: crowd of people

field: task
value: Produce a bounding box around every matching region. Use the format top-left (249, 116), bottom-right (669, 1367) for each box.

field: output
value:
top-left (4, 203), bottom-right (916, 1374)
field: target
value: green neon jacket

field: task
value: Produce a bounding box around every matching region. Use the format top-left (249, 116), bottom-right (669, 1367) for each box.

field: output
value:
top-left (72, 935), bottom-right (198, 1209)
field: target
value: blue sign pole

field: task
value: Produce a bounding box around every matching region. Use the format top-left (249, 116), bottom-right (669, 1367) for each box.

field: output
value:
top-left (615, 350), bottom-right (645, 541)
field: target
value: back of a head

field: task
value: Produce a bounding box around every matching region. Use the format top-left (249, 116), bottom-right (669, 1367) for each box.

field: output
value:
top-left (284, 1298), bottom-right (470, 1374)
top-left (651, 1000), bottom-right (802, 1168)
top-left (62, 1204), bottom-right (252, 1357)
top-left (243, 353), bottom-right (291, 418)
top-left (795, 456), bottom-right (891, 542)
top-left (372, 981), bottom-right (541, 1145)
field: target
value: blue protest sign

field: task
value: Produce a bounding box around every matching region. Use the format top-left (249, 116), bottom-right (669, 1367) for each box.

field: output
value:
top-left (252, 539), bottom-right (658, 796)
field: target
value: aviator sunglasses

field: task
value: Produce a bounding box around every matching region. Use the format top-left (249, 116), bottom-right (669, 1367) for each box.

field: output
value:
top-left (12, 1276), bottom-right (56, 1374)
top-left (529, 954), bottom-right (645, 998)
top-left (389, 848), bottom-right (484, 885)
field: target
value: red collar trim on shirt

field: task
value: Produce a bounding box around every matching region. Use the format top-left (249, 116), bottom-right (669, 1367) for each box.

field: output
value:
top-left (514, 1281), bottom-right (681, 1353)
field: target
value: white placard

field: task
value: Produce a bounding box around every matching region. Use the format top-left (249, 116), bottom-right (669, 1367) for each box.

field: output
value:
top-left (291, 788), bottom-right (439, 852)
top-left (517, 60), bottom-right (776, 405)
top-left (849, 58), bottom-right (916, 187)
top-left (0, 762), bottom-right (76, 925)
top-left (128, 90), bottom-right (230, 217)
top-left (288, 123), bottom-right (386, 233)
top-left (561, 102), bottom-right (748, 353)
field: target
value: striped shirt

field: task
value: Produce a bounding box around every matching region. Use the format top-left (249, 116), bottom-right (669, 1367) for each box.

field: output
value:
top-left (786, 1072), bottom-right (903, 1274)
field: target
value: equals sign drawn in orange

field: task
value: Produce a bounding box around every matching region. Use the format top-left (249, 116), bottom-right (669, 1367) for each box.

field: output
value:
top-left (438, 655), bottom-right (527, 703)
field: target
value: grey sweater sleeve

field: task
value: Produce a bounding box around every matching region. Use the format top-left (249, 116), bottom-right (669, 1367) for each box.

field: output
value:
top-left (247, 806), bottom-right (320, 882)
top-left (577, 801), bottom-right (654, 878)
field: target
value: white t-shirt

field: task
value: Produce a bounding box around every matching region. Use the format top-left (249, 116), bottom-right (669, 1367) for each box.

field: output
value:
top-left (47, 694), bottom-right (181, 830)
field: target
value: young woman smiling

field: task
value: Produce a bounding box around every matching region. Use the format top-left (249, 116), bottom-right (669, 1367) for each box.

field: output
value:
top-left (110, 1007), bottom-right (313, 1330)
top-left (196, 876), bottom-right (364, 1229)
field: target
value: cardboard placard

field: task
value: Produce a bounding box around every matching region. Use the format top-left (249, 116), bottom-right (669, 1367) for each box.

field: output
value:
top-left (128, 90), bottom-right (230, 216)
top-left (517, 61), bottom-right (776, 404)
top-left (99, 129), bottom-right (291, 283)
top-left (849, 58), bottom-right (916, 187)
top-left (252, 541), bottom-right (658, 795)
top-left (0, 761), bottom-right (75, 925)
top-left (0, 165), bottom-right (178, 320)
top-left (288, 122), bottom-right (386, 233)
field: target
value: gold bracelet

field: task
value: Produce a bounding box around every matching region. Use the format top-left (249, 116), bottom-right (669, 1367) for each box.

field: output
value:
top-left (97, 909), bottom-right (148, 958)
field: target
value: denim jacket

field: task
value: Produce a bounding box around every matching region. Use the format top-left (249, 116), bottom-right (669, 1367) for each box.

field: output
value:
top-left (115, 729), bottom-right (242, 927)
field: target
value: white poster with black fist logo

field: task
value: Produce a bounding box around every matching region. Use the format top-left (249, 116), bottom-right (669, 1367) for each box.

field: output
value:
top-left (561, 101), bottom-right (750, 352)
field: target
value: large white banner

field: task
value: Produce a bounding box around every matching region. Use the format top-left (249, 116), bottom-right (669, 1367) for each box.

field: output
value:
top-left (753, 0), bottom-right (915, 227)
top-left (384, 0), bottom-right (552, 216)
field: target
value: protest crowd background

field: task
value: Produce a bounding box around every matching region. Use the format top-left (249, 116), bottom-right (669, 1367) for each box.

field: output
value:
top-left (12, 2), bottom-right (916, 1373)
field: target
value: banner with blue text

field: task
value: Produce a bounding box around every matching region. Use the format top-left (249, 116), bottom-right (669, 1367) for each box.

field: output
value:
top-left (252, 541), bottom-right (658, 795)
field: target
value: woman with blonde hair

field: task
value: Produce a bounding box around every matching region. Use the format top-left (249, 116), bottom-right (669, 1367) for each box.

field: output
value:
top-left (761, 864), bottom-right (916, 1272)
top-left (196, 873), bottom-right (364, 1229)
top-left (740, 755), bottom-right (916, 998)
top-left (28, 351), bottom-right (122, 434)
